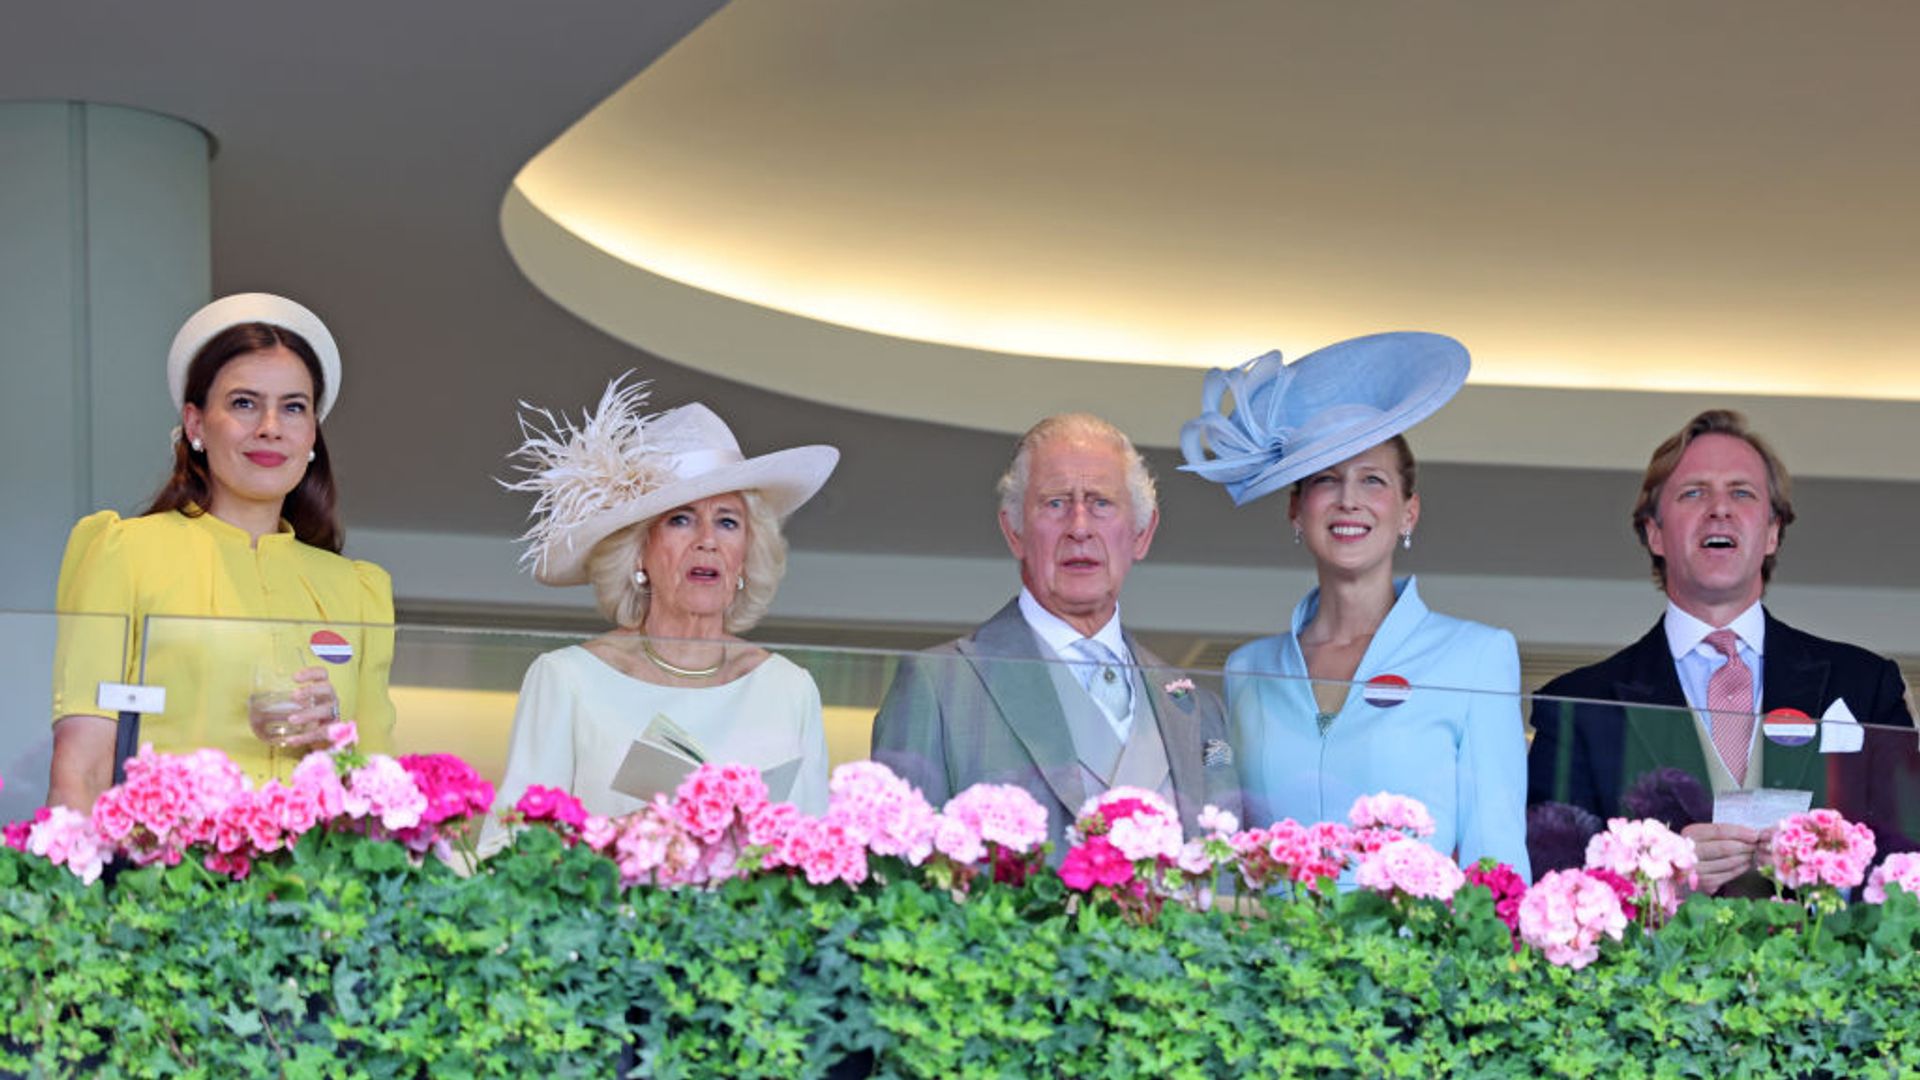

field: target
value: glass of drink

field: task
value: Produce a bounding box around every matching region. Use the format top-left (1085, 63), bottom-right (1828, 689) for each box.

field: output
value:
top-left (250, 657), bottom-right (306, 779)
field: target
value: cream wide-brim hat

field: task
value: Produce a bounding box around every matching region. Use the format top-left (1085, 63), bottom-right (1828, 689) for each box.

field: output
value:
top-left (168, 293), bottom-right (343, 420)
top-left (505, 376), bottom-right (839, 587)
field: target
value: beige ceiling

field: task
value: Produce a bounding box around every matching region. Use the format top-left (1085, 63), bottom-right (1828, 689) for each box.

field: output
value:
top-left (512, 0), bottom-right (1920, 463)
top-left (9, 0), bottom-right (1920, 618)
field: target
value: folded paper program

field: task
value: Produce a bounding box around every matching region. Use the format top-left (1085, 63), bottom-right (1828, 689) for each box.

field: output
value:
top-left (611, 713), bottom-right (801, 802)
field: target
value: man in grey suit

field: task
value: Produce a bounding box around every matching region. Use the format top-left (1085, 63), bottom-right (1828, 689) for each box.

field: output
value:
top-left (871, 413), bottom-right (1241, 850)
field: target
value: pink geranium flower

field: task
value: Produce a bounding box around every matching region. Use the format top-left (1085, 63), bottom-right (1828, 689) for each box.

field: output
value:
top-left (515, 785), bottom-right (589, 831)
top-left (1518, 868), bottom-right (1629, 969)
top-left (291, 753), bottom-right (349, 820)
top-left (1059, 835), bottom-right (1133, 892)
top-left (1072, 786), bottom-right (1182, 863)
top-left (934, 783), bottom-right (1050, 864)
top-left (1584, 817), bottom-right (1697, 924)
top-left (1231, 819), bottom-right (1353, 893)
top-left (4, 808), bottom-right (50, 852)
top-left (326, 720), bottom-right (359, 753)
top-left (1197, 804), bottom-right (1239, 836)
top-left (827, 761), bottom-right (938, 865)
top-left (1463, 861), bottom-right (1528, 948)
top-left (670, 763), bottom-right (770, 845)
top-left (1354, 836), bottom-right (1465, 902)
top-left (398, 754), bottom-right (496, 827)
top-left (343, 756), bottom-right (428, 832)
top-left (1864, 852), bottom-right (1920, 904)
top-left (1348, 792), bottom-right (1436, 854)
top-left (1766, 809), bottom-right (1876, 893)
top-left (766, 815), bottom-right (868, 887)
top-left (26, 806), bottom-right (109, 885)
top-left (1583, 867), bottom-right (1641, 923)
top-left (608, 804), bottom-right (702, 887)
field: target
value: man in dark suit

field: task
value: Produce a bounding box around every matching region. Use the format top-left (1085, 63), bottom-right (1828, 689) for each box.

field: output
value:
top-left (1529, 409), bottom-right (1912, 892)
top-left (870, 414), bottom-right (1240, 851)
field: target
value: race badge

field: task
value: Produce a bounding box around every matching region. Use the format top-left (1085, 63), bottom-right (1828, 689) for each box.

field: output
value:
top-left (1762, 707), bottom-right (1816, 747)
top-left (309, 629), bottom-right (354, 665)
top-left (1363, 674), bottom-right (1412, 708)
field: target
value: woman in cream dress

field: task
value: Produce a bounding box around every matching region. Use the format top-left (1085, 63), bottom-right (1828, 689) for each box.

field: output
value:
top-left (489, 376), bottom-right (839, 831)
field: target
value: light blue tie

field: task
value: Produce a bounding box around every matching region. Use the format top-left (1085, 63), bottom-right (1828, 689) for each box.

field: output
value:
top-left (1071, 638), bottom-right (1134, 736)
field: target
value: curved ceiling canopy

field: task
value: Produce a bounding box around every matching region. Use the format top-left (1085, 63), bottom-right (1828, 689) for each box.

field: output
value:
top-left (505, 0), bottom-right (1920, 474)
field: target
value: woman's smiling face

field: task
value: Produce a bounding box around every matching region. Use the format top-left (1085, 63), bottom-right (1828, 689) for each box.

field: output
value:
top-left (1290, 440), bottom-right (1418, 574)
top-left (182, 345), bottom-right (318, 518)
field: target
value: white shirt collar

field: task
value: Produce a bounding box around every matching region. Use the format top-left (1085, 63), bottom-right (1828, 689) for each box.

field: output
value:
top-left (1017, 588), bottom-right (1130, 663)
top-left (1663, 599), bottom-right (1766, 661)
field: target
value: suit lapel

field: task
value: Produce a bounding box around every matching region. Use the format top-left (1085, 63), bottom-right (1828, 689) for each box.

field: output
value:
top-left (959, 601), bottom-right (1088, 815)
top-left (1613, 622), bottom-right (1712, 782)
top-left (1129, 635), bottom-right (1203, 827)
top-left (1760, 612), bottom-right (1829, 796)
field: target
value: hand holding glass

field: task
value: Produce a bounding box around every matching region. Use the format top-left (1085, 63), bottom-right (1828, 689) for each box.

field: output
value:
top-left (249, 665), bottom-right (340, 759)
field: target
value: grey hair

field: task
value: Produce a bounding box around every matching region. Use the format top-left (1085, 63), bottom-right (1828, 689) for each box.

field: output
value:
top-left (585, 488), bottom-right (788, 634)
top-left (995, 413), bottom-right (1158, 534)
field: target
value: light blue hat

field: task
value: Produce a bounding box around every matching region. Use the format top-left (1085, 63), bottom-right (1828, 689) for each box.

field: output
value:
top-left (1179, 331), bottom-right (1470, 506)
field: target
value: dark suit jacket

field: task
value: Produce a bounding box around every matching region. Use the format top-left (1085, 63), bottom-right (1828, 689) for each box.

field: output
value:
top-left (870, 599), bottom-right (1242, 851)
top-left (1527, 610), bottom-right (1913, 835)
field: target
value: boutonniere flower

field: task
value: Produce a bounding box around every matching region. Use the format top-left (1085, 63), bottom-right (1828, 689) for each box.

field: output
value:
top-left (1163, 678), bottom-right (1195, 700)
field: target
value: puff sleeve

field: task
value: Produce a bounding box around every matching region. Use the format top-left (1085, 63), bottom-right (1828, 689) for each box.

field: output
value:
top-left (50, 511), bottom-right (137, 723)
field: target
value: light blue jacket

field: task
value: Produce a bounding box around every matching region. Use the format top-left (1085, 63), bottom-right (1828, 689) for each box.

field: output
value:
top-left (1226, 577), bottom-right (1531, 880)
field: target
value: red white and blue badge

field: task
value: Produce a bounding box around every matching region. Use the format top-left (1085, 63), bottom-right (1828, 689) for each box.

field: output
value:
top-left (309, 629), bottom-right (354, 665)
top-left (1363, 674), bottom-right (1412, 708)
top-left (1762, 708), bottom-right (1816, 747)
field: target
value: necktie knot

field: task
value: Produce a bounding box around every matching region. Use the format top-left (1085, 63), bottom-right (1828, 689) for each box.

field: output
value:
top-left (1074, 638), bottom-right (1120, 668)
top-left (1705, 628), bottom-right (1741, 659)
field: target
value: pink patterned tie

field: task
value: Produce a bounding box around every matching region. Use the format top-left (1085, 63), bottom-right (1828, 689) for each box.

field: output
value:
top-left (1705, 629), bottom-right (1754, 785)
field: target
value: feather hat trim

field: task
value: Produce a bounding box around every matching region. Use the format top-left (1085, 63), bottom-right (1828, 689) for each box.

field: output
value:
top-left (502, 372), bottom-right (839, 586)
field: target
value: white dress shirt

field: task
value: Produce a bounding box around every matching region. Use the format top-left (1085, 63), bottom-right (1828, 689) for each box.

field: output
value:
top-left (1017, 588), bottom-right (1135, 739)
top-left (1663, 599), bottom-right (1766, 788)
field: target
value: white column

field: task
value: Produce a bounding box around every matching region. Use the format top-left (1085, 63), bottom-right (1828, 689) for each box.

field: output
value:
top-left (0, 101), bottom-right (211, 608)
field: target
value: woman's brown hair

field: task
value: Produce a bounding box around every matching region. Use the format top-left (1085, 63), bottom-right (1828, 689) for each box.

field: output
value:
top-left (145, 323), bottom-right (344, 552)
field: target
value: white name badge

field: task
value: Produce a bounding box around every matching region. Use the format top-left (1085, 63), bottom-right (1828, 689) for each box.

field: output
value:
top-left (97, 682), bottom-right (165, 715)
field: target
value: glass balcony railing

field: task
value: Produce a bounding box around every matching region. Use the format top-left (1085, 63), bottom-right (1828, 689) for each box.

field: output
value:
top-left (10, 610), bottom-right (1912, 882)
top-left (2, 610), bottom-right (128, 818)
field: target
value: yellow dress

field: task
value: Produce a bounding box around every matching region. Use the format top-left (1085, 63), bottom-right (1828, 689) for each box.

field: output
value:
top-left (52, 509), bottom-right (395, 778)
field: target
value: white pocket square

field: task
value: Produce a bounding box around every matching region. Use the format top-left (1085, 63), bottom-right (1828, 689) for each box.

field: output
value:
top-left (1819, 698), bottom-right (1863, 754)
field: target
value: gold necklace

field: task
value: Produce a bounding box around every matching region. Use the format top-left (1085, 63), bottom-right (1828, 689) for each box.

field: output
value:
top-left (641, 637), bottom-right (723, 679)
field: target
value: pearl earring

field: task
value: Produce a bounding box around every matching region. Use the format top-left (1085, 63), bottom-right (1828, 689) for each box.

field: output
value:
top-left (189, 438), bottom-right (204, 453)
top-left (633, 569), bottom-right (648, 587)
top-left (736, 575), bottom-right (746, 592)
top-left (1401, 530), bottom-right (1413, 550)
top-left (307, 450), bottom-right (316, 463)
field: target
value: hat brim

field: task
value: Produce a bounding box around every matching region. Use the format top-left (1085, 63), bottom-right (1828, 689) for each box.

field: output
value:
top-left (533, 444), bottom-right (840, 586)
top-left (1240, 336), bottom-right (1467, 499)
top-left (1185, 331), bottom-right (1469, 506)
top-left (168, 293), bottom-right (343, 420)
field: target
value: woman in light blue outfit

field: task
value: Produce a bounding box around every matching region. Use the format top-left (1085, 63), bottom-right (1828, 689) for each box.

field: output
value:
top-left (1181, 333), bottom-right (1531, 879)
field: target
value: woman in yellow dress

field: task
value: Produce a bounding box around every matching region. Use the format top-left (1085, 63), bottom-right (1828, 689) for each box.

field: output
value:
top-left (48, 294), bottom-right (394, 809)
